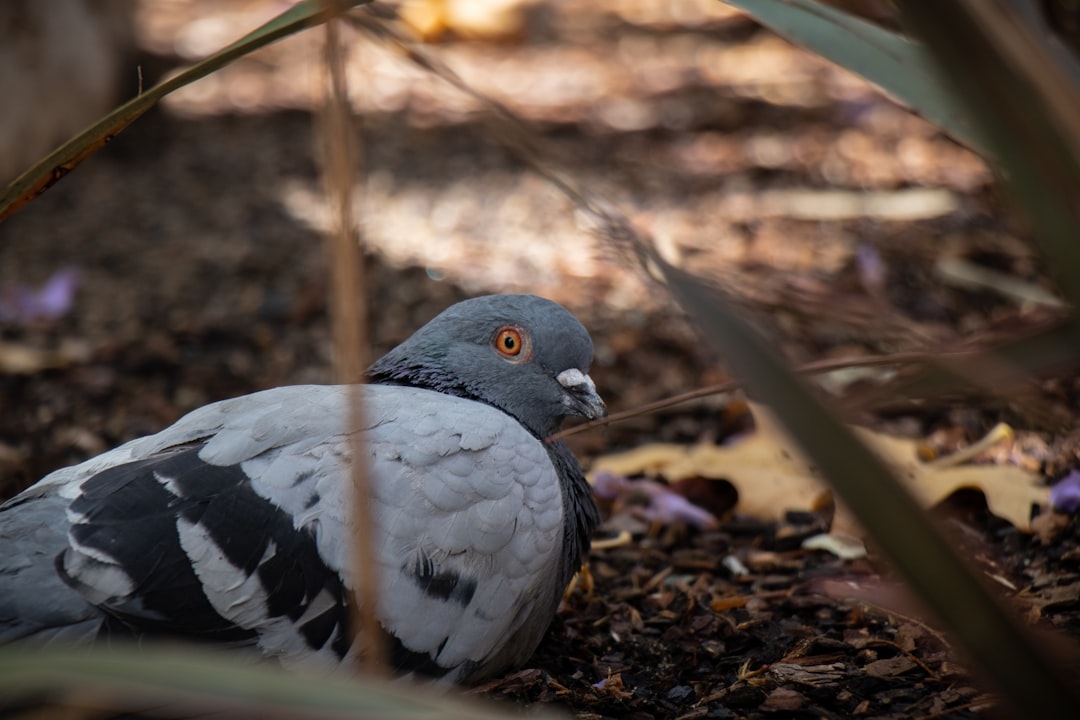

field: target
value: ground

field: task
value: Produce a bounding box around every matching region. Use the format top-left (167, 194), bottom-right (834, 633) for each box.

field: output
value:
top-left (1, 1), bottom-right (1078, 718)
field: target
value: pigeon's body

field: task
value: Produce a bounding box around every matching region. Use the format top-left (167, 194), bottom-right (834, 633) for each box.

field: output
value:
top-left (0, 295), bottom-right (603, 684)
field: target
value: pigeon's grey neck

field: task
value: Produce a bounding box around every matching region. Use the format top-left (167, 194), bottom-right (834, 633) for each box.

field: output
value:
top-left (367, 357), bottom-right (496, 418)
top-left (368, 354), bottom-right (561, 439)
top-left (368, 359), bottom-right (471, 402)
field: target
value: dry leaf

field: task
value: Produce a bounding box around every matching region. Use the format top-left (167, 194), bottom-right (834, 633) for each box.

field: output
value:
top-left (399, 0), bottom-right (528, 41)
top-left (589, 403), bottom-right (1050, 534)
top-left (590, 436), bottom-right (834, 524)
top-left (863, 656), bottom-right (918, 678)
top-left (760, 687), bottom-right (808, 712)
top-left (802, 532), bottom-right (868, 559)
top-left (0, 339), bottom-right (91, 374)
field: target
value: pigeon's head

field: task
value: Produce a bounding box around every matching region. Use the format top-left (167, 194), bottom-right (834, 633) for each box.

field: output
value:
top-left (369, 294), bottom-right (605, 438)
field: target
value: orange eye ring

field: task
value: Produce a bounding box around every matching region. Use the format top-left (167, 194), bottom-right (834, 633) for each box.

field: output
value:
top-left (494, 327), bottom-right (526, 358)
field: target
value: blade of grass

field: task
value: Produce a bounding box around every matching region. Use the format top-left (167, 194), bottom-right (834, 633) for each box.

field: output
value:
top-left (729, 0), bottom-right (1080, 377)
top-left (873, 321), bottom-right (1079, 413)
top-left (896, 1), bottom-right (1080, 316)
top-left (550, 349), bottom-right (946, 441)
top-left (0, 0), bottom-right (371, 225)
top-left (0, 645), bottom-right (548, 719)
top-left (351, 12), bottom-right (1080, 712)
top-left (721, 0), bottom-right (991, 154)
top-left (317, 1), bottom-right (383, 674)
top-left (649, 256), bottom-right (1080, 719)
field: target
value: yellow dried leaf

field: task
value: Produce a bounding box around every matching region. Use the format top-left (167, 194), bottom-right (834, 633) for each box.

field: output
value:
top-left (399, 0), bottom-right (528, 41)
top-left (589, 403), bottom-right (1049, 534)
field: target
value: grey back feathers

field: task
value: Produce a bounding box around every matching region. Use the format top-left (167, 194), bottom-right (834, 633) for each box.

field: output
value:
top-left (0, 294), bottom-right (603, 684)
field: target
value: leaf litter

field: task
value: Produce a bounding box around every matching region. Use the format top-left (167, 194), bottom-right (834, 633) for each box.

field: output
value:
top-left (1, 0), bottom-right (1079, 717)
top-left (591, 402), bottom-right (1051, 536)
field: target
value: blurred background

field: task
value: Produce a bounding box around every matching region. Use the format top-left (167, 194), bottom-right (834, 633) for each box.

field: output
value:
top-left (2, 2), bottom-right (1073, 716)
top-left (1, 0), bottom-right (1023, 488)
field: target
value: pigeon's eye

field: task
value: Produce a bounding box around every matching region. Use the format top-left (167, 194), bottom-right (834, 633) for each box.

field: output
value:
top-left (494, 327), bottom-right (526, 358)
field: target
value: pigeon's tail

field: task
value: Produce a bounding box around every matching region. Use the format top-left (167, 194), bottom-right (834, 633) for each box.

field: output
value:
top-left (0, 489), bottom-right (104, 646)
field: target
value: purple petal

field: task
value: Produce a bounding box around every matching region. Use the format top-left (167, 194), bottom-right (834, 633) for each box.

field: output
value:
top-left (1050, 471), bottom-right (1080, 514)
top-left (643, 489), bottom-right (719, 531)
top-left (856, 243), bottom-right (886, 294)
top-left (3, 268), bottom-right (80, 324)
top-left (592, 471), bottom-right (629, 500)
top-left (30, 267), bottom-right (80, 319)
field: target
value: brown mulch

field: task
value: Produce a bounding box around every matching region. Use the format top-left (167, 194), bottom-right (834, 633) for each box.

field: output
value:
top-left (3, 1), bottom-right (1080, 718)
top-left (492, 508), bottom-right (1080, 719)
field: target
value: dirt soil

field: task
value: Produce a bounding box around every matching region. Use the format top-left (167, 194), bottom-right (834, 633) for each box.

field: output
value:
top-left (2, 2), bottom-right (1079, 718)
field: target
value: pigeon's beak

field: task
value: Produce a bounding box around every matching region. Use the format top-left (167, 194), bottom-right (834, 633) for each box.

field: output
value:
top-left (556, 368), bottom-right (606, 420)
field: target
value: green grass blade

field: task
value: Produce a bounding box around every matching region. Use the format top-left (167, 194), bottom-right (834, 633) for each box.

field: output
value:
top-left (655, 259), bottom-right (1080, 719)
top-left (896, 1), bottom-right (1080, 315)
top-left (0, 644), bottom-right (552, 719)
top-left (722, 0), bottom-right (990, 155)
top-left (0, 0), bottom-right (370, 224)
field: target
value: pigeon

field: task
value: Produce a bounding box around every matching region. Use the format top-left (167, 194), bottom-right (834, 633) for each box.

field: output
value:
top-left (0, 294), bottom-right (604, 684)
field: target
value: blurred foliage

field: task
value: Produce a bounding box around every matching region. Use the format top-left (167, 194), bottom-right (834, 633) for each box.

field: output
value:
top-left (725, 0), bottom-right (992, 155)
top-left (0, 0), bottom-right (370, 224)
top-left (0, 644), bottom-right (555, 719)
top-left (3, 0), bottom-right (1080, 716)
top-left (700, 1), bottom-right (1080, 716)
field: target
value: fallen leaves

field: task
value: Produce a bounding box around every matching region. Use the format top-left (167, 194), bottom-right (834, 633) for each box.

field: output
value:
top-left (590, 403), bottom-right (1051, 535)
top-left (863, 655), bottom-right (918, 679)
top-left (398, 0), bottom-right (530, 41)
top-left (0, 339), bottom-right (92, 374)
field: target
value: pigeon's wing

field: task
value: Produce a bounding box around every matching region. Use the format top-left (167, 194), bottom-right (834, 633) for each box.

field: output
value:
top-left (0, 385), bottom-right (320, 645)
top-left (23, 384), bottom-right (566, 682)
top-left (1, 385), bottom-right (355, 656)
top-left (0, 489), bottom-right (104, 644)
